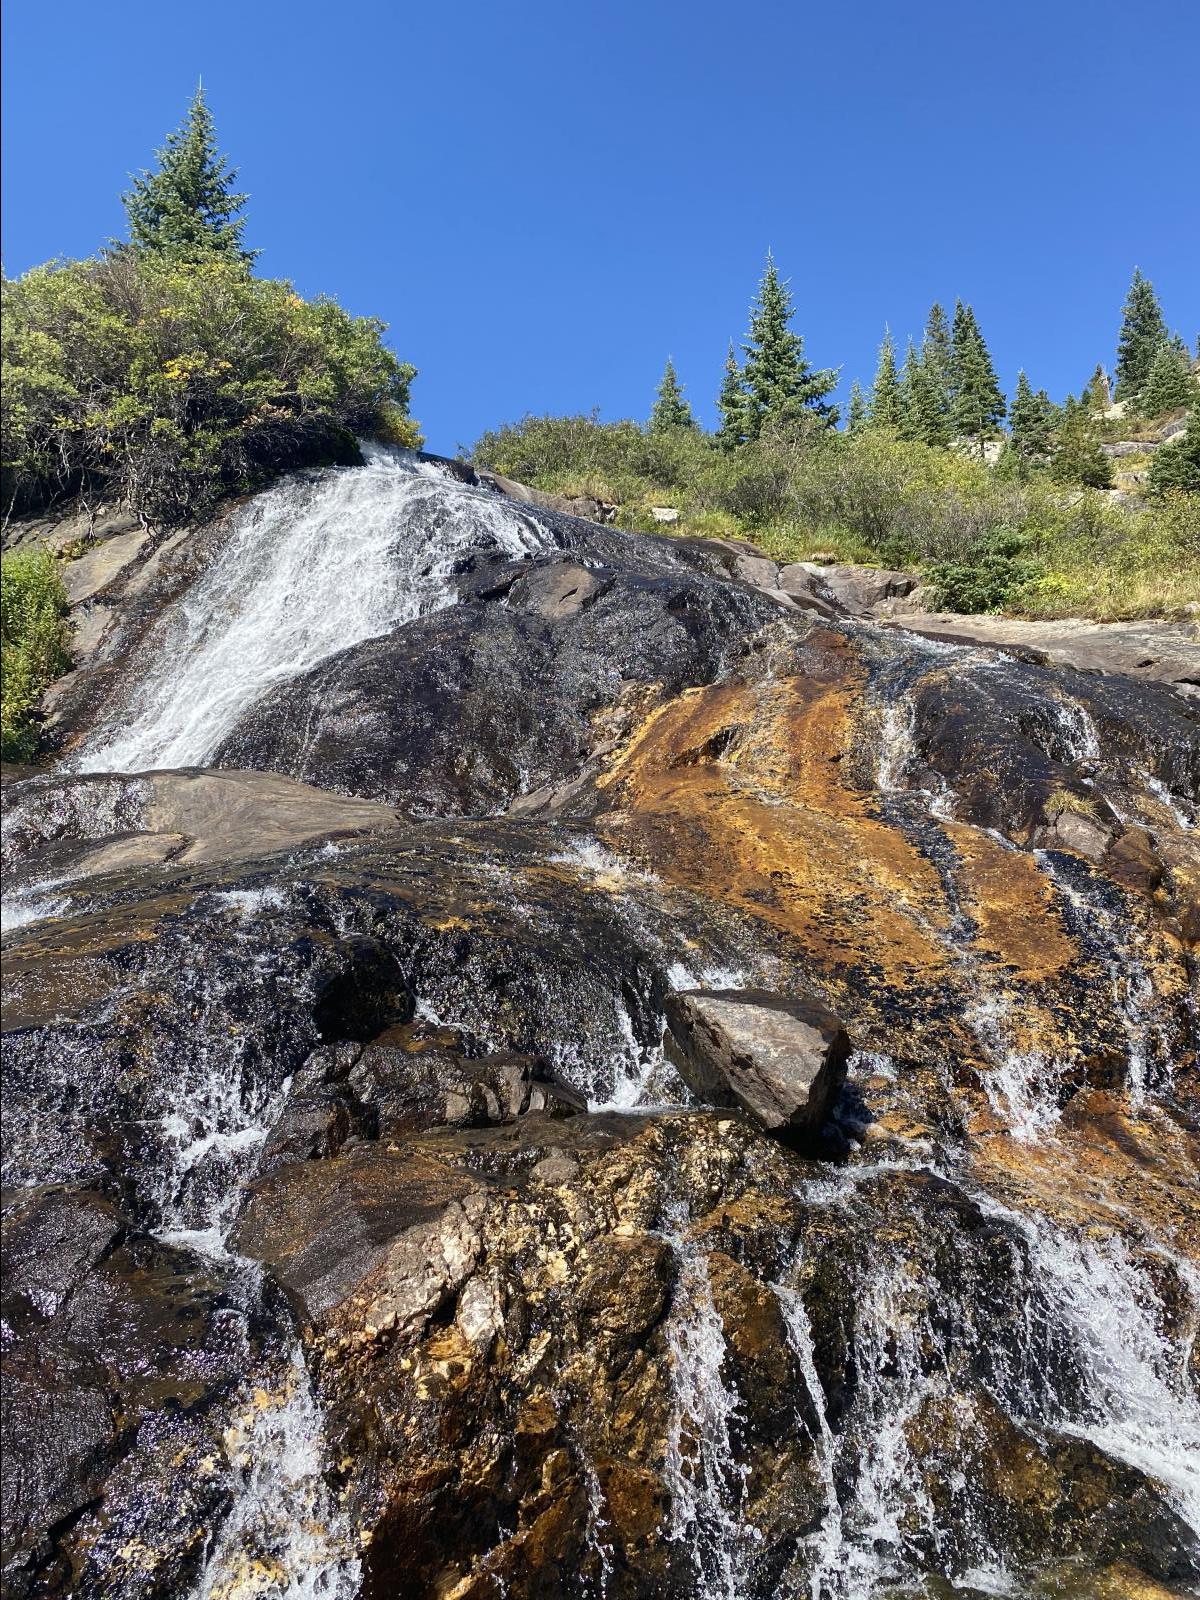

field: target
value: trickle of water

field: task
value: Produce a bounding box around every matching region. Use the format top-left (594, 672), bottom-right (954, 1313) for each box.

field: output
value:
top-left (874, 698), bottom-right (916, 794)
top-left (1046, 694), bottom-right (1102, 765)
top-left (663, 1232), bottom-right (756, 1599)
top-left (1034, 849), bottom-right (1161, 1103)
top-left (79, 446), bottom-right (553, 773)
top-left (772, 1283), bottom-right (845, 1599)
top-left (193, 1345), bottom-right (362, 1600)
top-left (965, 992), bottom-right (1066, 1141)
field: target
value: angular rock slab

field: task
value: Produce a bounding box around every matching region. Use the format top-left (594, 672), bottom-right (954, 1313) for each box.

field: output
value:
top-left (664, 988), bottom-right (850, 1137)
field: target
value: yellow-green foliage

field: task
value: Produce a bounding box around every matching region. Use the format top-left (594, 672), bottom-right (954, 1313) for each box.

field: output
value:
top-left (1, 545), bottom-right (70, 761)
top-left (474, 415), bottom-right (1199, 619)
top-left (2, 252), bottom-right (419, 524)
top-left (1044, 786), bottom-right (1099, 820)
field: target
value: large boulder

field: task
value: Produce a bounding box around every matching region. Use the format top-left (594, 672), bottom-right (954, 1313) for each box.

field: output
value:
top-left (663, 988), bottom-right (850, 1137)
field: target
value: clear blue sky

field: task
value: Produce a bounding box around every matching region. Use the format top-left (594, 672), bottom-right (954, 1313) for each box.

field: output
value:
top-left (3, 0), bottom-right (1197, 455)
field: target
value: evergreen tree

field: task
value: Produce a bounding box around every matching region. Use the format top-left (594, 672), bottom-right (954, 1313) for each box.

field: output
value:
top-left (123, 87), bottom-right (253, 262)
top-left (918, 303), bottom-right (953, 444)
top-left (949, 301), bottom-right (1006, 452)
top-left (900, 339), bottom-right (940, 444)
top-left (1049, 396), bottom-right (1114, 489)
top-left (716, 341), bottom-right (748, 449)
top-left (846, 380), bottom-right (869, 436)
top-left (868, 327), bottom-right (904, 430)
top-left (1113, 268), bottom-right (1167, 400)
top-left (1147, 396), bottom-right (1200, 495)
top-left (1137, 341), bottom-right (1196, 417)
top-left (649, 357), bottom-right (696, 432)
top-left (1009, 370), bottom-right (1053, 466)
top-left (1083, 363), bottom-right (1111, 413)
top-left (741, 254), bottom-right (838, 435)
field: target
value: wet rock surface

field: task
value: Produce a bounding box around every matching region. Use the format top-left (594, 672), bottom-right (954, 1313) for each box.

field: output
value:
top-left (3, 452), bottom-right (1199, 1599)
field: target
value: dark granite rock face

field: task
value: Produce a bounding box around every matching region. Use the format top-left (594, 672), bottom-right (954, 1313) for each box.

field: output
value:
top-left (212, 556), bottom-right (793, 814)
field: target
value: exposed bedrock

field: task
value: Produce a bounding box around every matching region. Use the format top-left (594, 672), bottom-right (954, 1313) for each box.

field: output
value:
top-left (3, 455), bottom-right (1200, 1598)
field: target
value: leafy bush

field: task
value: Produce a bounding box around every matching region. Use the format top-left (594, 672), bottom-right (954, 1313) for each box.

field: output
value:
top-left (1, 546), bottom-right (70, 760)
top-left (926, 530), bottom-right (1044, 613)
top-left (2, 252), bottom-right (419, 525)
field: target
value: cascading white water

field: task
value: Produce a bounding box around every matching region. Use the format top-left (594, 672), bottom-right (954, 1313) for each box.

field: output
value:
top-left (663, 1229), bottom-right (756, 1599)
top-left (768, 1161), bottom-right (1200, 1598)
top-left (137, 886), bottom-right (362, 1600)
top-left (976, 1195), bottom-right (1200, 1531)
top-left (80, 446), bottom-right (552, 773)
top-left (194, 1345), bottom-right (361, 1600)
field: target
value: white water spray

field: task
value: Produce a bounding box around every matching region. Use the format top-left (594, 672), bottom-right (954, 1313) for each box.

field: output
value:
top-left (80, 447), bottom-right (552, 773)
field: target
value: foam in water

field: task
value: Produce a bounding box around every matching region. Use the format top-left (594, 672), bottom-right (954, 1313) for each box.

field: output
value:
top-left (80, 446), bottom-right (552, 773)
top-left (874, 697), bottom-right (916, 794)
top-left (1, 879), bottom-right (70, 934)
top-left (1047, 693), bottom-right (1102, 765)
top-left (966, 993), bottom-right (1066, 1141)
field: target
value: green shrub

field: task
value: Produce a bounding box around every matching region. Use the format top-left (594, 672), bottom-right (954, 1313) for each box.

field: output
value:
top-left (2, 252), bottom-right (419, 525)
top-left (1, 546), bottom-right (70, 760)
top-left (926, 530), bottom-right (1044, 613)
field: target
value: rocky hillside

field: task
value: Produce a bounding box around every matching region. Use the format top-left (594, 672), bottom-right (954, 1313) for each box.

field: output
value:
top-left (2, 448), bottom-right (1198, 1600)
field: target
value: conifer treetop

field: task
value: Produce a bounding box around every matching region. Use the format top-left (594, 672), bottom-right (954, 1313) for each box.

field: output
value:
top-left (123, 87), bottom-right (254, 262)
top-left (869, 326), bottom-right (904, 430)
top-left (716, 340), bottom-right (748, 449)
top-left (1114, 267), bottom-right (1167, 400)
top-left (741, 253), bottom-right (838, 435)
top-left (649, 357), bottom-right (697, 432)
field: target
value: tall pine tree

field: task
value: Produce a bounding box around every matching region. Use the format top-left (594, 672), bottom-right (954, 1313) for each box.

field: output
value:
top-left (649, 357), bottom-right (696, 432)
top-left (949, 302), bottom-right (1006, 452)
top-left (900, 339), bottom-right (935, 443)
top-left (868, 327), bottom-right (904, 430)
top-left (716, 342), bottom-right (748, 449)
top-left (123, 87), bottom-right (253, 262)
top-left (919, 303), bottom-right (954, 444)
top-left (1114, 268), bottom-right (1168, 400)
top-left (741, 254), bottom-right (838, 436)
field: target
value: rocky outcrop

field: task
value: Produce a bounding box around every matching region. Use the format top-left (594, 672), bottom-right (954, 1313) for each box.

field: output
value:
top-left (663, 988), bottom-right (849, 1137)
top-left (3, 451), bottom-right (1199, 1600)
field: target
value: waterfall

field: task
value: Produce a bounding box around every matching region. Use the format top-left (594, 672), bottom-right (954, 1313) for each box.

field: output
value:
top-left (768, 1163), bottom-right (1200, 1598)
top-left (79, 447), bottom-right (552, 774)
top-left (977, 1195), bottom-right (1200, 1531)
